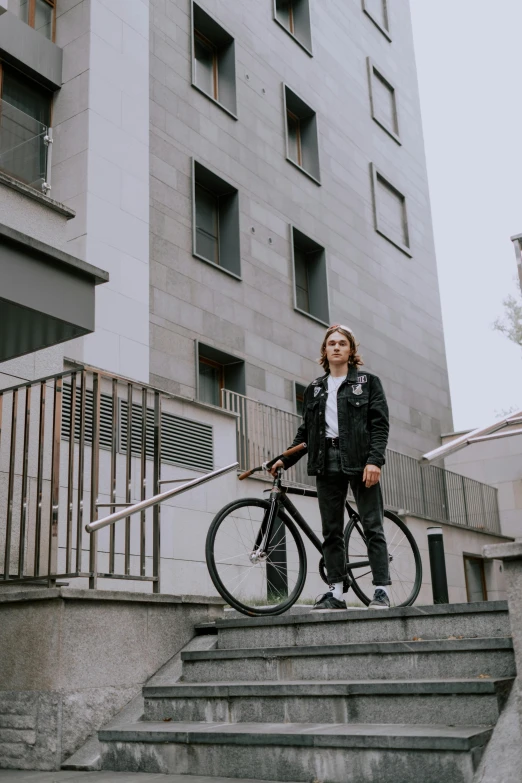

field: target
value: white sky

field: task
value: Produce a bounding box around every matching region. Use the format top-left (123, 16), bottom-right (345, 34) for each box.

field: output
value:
top-left (409, 0), bottom-right (522, 432)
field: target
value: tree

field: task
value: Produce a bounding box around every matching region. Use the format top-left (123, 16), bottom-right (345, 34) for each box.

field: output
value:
top-left (493, 293), bottom-right (522, 348)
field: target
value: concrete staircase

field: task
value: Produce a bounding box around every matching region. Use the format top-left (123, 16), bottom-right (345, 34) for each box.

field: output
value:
top-left (99, 601), bottom-right (515, 783)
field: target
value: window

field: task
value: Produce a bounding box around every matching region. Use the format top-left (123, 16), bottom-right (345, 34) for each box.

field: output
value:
top-left (197, 343), bottom-right (245, 407)
top-left (0, 64), bottom-right (52, 190)
top-left (368, 58), bottom-right (400, 143)
top-left (284, 85), bottom-right (320, 184)
top-left (274, 0), bottom-right (312, 55)
top-left (362, 0), bottom-right (391, 41)
top-left (295, 383), bottom-right (306, 417)
top-left (193, 160), bottom-right (241, 278)
top-left (371, 164), bottom-right (411, 256)
top-left (14, 0), bottom-right (56, 41)
top-left (192, 2), bottom-right (237, 118)
top-left (292, 226), bottom-right (329, 325)
top-left (464, 556), bottom-right (487, 602)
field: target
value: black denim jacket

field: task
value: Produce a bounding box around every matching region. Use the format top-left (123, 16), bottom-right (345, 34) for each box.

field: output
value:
top-left (282, 365), bottom-right (389, 476)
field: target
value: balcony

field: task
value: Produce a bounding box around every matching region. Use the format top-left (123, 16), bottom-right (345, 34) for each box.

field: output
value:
top-left (0, 97), bottom-right (51, 192)
top-left (222, 390), bottom-right (502, 535)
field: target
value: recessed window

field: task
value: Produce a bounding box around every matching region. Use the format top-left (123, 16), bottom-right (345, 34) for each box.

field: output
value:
top-left (0, 65), bottom-right (52, 191)
top-left (368, 58), bottom-right (400, 143)
top-left (192, 2), bottom-right (237, 118)
top-left (14, 0), bottom-right (56, 41)
top-left (193, 160), bottom-right (241, 278)
top-left (295, 383), bottom-right (306, 417)
top-left (362, 0), bottom-right (391, 41)
top-left (284, 85), bottom-right (320, 184)
top-left (292, 226), bottom-right (329, 325)
top-left (464, 556), bottom-right (487, 602)
top-left (371, 164), bottom-right (411, 257)
top-left (274, 0), bottom-right (312, 55)
top-left (197, 343), bottom-right (245, 407)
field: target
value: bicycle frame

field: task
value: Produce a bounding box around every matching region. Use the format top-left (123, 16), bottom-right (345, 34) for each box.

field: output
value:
top-left (259, 470), bottom-right (371, 583)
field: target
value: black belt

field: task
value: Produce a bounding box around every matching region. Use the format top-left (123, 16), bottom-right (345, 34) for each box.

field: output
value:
top-left (326, 437), bottom-right (339, 448)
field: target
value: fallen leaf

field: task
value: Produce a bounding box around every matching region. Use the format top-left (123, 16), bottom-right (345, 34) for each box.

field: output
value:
top-left (412, 636), bottom-right (422, 641)
top-left (163, 717), bottom-right (172, 721)
top-left (477, 674), bottom-right (491, 679)
top-left (447, 635), bottom-right (457, 640)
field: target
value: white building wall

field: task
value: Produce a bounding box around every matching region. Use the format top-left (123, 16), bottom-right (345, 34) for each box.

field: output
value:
top-left (444, 429), bottom-right (522, 540)
top-left (53, 0), bottom-right (150, 383)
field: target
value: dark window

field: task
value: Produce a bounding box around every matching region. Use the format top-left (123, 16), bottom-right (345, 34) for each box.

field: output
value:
top-left (362, 0), bottom-right (391, 41)
top-left (292, 226), bottom-right (329, 324)
top-left (0, 65), bottom-right (52, 189)
top-left (295, 383), bottom-right (306, 417)
top-left (368, 58), bottom-right (400, 143)
top-left (284, 85), bottom-right (320, 184)
top-left (193, 161), bottom-right (241, 278)
top-left (371, 164), bottom-right (411, 256)
top-left (274, 0), bottom-right (312, 55)
top-left (198, 343), bottom-right (245, 407)
top-left (464, 556), bottom-right (487, 602)
top-left (192, 3), bottom-right (237, 117)
top-left (16, 0), bottom-right (56, 41)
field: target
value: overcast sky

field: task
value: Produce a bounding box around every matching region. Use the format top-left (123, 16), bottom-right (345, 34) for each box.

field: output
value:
top-left (409, 0), bottom-right (522, 432)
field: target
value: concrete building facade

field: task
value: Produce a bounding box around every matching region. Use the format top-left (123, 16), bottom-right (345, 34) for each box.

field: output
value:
top-left (0, 0), bottom-right (452, 460)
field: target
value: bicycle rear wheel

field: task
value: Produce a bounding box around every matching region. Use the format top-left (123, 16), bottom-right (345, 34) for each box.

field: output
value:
top-left (206, 498), bottom-right (307, 617)
top-left (346, 509), bottom-right (422, 607)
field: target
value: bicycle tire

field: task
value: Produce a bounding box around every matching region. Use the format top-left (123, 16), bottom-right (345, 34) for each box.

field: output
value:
top-left (206, 498), bottom-right (307, 617)
top-left (346, 509), bottom-right (422, 606)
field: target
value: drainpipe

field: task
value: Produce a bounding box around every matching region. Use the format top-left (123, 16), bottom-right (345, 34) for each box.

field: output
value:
top-left (511, 233), bottom-right (522, 295)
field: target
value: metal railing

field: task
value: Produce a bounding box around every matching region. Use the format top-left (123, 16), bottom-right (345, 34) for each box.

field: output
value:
top-left (222, 389), bottom-right (501, 535)
top-left (0, 367), bottom-right (229, 590)
top-left (0, 99), bottom-right (52, 193)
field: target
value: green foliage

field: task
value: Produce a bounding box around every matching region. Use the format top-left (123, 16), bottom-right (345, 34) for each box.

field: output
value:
top-left (493, 294), bottom-right (522, 348)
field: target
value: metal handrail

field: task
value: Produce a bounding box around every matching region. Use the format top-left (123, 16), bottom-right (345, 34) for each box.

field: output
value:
top-left (421, 409), bottom-right (522, 464)
top-left (85, 462), bottom-right (239, 533)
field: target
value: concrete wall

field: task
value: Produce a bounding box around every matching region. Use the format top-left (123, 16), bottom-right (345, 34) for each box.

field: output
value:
top-left (0, 588), bottom-right (223, 770)
top-left (444, 429), bottom-right (522, 540)
top-left (52, 0), bottom-right (150, 382)
top-left (149, 0), bottom-right (452, 455)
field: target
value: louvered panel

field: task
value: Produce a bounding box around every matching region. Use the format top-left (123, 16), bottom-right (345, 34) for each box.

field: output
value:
top-left (62, 383), bottom-right (114, 449)
top-left (119, 401), bottom-right (214, 472)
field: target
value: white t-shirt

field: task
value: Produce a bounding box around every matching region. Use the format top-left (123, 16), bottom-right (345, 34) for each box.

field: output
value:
top-left (325, 375), bottom-right (345, 438)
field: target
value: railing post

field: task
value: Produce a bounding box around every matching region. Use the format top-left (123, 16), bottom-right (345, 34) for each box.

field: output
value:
top-left (47, 378), bottom-right (62, 586)
top-left (109, 378), bottom-right (118, 574)
top-left (4, 389), bottom-right (17, 581)
top-left (42, 127), bottom-right (53, 195)
top-left (76, 371), bottom-right (86, 574)
top-left (18, 386), bottom-right (31, 578)
top-left (124, 383), bottom-right (132, 576)
top-left (153, 391), bottom-right (161, 593)
top-left (89, 373), bottom-right (100, 589)
top-left (461, 474), bottom-right (469, 527)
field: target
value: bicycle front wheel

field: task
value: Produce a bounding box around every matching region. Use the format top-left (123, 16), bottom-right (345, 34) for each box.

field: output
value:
top-left (346, 509), bottom-right (422, 607)
top-left (206, 498), bottom-right (307, 617)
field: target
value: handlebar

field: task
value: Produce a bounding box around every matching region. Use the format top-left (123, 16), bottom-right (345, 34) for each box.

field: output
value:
top-left (238, 442), bottom-right (307, 480)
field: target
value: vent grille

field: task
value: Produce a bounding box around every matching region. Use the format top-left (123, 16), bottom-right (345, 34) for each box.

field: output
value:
top-left (61, 384), bottom-right (214, 472)
top-left (61, 383), bottom-right (114, 449)
top-left (120, 401), bottom-right (214, 472)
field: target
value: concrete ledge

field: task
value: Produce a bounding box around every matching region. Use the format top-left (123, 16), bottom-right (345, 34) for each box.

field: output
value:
top-left (484, 541), bottom-right (522, 561)
top-left (0, 587), bottom-right (225, 606)
top-left (0, 171), bottom-right (76, 218)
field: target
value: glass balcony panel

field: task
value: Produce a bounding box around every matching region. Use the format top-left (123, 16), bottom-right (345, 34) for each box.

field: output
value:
top-left (0, 99), bottom-right (48, 190)
top-left (34, 0), bottom-right (53, 40)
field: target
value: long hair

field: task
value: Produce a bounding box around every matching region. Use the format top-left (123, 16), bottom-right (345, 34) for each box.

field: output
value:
top-left (319, 325), bottom-right (364, 373)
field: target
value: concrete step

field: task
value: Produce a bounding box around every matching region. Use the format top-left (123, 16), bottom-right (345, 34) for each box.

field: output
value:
top-left (99, 720), bottom-right (492, 783)
top-left (180, 637), bottom-right (515, 682)
top-left (142, 677), bottom-right (513, 726)
top-left (202, 601), bottom-right (511, 650)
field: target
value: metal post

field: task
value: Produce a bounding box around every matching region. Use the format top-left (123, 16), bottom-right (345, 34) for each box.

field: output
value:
top-left (427, 527), bottom-right (449, 604)
top-left (152, 391), bottom-right (161, 593)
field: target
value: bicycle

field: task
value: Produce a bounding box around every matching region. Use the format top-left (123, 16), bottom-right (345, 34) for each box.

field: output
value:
top-left (206, 443), bottom-right (422, 617)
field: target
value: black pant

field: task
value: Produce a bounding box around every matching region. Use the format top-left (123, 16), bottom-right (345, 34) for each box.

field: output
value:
top-left (315, 444), bottom-right (391, 586)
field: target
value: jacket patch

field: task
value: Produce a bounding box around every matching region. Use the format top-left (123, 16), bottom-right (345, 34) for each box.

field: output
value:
top-left (352, 384), bottom-right (363, 395)
top-left (314, 386), bottom-right (321, 397)
top-left (357, 375), bottom-right (367, 383)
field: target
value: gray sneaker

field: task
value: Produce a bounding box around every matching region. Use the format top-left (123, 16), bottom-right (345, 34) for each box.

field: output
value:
top-left (368, 588), bottom-right (390, 609)
top-left (311, 591), bottom-right (347, 611)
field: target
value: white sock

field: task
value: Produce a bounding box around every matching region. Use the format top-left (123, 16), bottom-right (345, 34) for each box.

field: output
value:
top-left (375, 585), bottom-right (389, 596)
top-left (330, 582), bottom-right (344, 600)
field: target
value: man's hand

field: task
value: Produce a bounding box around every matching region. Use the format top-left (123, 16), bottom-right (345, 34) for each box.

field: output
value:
top-left (269, 459), bottom-right (284, 477)
top-left (363, 464), bottom-right (381, 488)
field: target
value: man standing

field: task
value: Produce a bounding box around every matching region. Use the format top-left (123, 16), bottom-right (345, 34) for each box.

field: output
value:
top-left (270, 325), bottom-right (391, 610)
